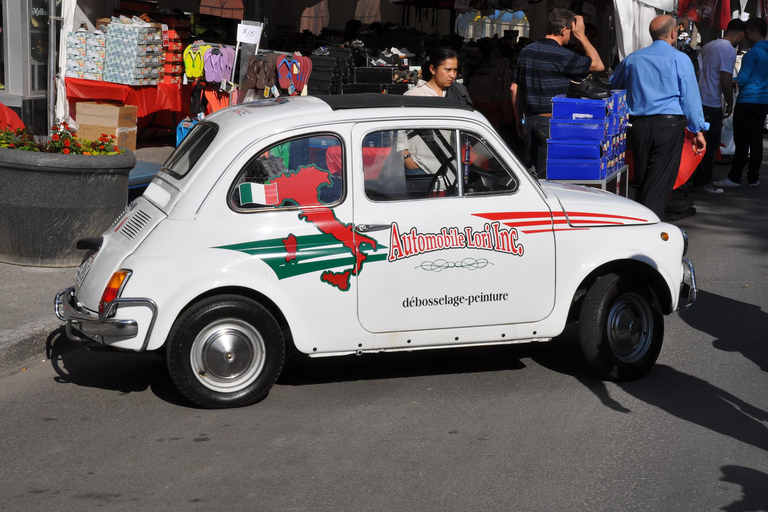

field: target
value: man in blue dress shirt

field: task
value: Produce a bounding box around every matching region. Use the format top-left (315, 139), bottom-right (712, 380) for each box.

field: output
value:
top-left (611, 15), bottom-right (708, 219)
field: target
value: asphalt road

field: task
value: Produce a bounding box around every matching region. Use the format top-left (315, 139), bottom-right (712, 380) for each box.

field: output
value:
top-left (1, 161), bottom-right (767, 511)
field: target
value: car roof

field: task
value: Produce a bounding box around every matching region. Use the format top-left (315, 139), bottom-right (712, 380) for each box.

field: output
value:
top-left (318, 93), bottom-right (474, 111)
top-left (204, 94), bottom-right (480, 139)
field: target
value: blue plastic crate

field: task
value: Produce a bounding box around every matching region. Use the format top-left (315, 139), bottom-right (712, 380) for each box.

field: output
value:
top-left (552, 94), bottom-right (611, 121)
top-left (549, 118), bottom-right (609, 141)
top-left (547, 139), bottom-right (611, 160)
top-left (547, 157), bottom-right (608, 180)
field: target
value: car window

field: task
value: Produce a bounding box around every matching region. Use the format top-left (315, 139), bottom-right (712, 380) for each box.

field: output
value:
top-left (230, 134), bottom-right (343, 210)
top-left (163, 122), bottom-right (218, 180)
top-left (363, 129), bottom-right (458, 202)
top-left (461, 132), bottom-right (519, 195)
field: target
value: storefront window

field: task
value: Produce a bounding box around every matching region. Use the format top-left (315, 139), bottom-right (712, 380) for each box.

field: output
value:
top-left (30, 0), bottom-right (49, 93)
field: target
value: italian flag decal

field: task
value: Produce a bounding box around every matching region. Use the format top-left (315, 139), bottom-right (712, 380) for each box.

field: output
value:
top-left (239, 182), bottom-right (279, 206)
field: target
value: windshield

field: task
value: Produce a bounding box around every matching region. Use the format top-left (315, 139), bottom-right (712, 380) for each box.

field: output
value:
top-left (162, 122), bottom-right (218, 180)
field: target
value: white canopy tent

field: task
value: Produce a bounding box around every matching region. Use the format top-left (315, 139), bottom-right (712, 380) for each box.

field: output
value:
top-left (53, 0), bottom-right (95, 128)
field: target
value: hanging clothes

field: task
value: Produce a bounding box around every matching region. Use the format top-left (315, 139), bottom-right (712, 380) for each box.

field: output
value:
top-left (677, 0), bottom-right (731, 30)
top-left (613, 0), bottom-right (673, 61)
top-left (204, 88), bottom-right (230, 114)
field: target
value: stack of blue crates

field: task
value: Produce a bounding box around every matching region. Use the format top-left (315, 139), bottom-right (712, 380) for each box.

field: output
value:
top-left (546, 90), bottom-right (628, 180)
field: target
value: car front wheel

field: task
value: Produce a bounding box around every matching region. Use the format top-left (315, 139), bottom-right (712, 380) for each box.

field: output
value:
top-left (166, 295), bottom-right (284, 408)
top-left (578, 273), bottom-right (663, 381)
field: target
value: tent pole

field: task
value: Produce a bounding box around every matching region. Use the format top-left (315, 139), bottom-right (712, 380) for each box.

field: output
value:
top-left (48, 0), bottom-right (59, 133)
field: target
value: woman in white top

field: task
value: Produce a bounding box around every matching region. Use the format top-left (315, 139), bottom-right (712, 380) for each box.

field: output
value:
top-left (401, 48), bottom-right (462, 174)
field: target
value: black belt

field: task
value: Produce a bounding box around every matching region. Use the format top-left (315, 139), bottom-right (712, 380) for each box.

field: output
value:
top-left (629, 114), bottom-right (684, 120)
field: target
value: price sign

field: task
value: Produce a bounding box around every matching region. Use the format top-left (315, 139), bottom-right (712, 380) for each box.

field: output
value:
top-left (237, 24), bottom-right (262, 45)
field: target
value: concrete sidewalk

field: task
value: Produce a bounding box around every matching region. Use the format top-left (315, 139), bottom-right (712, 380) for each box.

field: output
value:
top-left (1, 142), bottom-right (765, 377)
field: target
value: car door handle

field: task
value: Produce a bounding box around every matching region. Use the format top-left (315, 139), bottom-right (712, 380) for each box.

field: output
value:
top-left (355, 223), bottom-right (390, 233)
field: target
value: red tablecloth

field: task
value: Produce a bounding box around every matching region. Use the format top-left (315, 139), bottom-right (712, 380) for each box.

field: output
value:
top-left (0, 102), bottom-right (25, 130)
top-left (65, 78), bottom-right (185, 117)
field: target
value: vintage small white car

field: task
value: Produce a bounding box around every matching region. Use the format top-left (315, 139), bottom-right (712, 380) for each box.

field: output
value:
top-left (55, 94), bottom-right (696, 408)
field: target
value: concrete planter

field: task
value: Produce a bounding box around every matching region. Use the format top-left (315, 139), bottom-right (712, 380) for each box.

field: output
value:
top-left (0, 147), bottom-right (136, 267)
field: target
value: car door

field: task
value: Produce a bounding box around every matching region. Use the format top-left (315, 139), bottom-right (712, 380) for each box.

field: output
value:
top-left (215, 127), bottom-right (365, 353)
top-left (351, 119), bottom-right (556, 334)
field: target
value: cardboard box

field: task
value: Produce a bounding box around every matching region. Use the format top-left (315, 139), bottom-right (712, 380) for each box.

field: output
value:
top-left (78, 125), bottom-right (137, 151)
top-left (76, 102), bottom-right (138, 128)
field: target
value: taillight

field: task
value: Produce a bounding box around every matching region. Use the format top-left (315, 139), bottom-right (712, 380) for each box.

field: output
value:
top-left (99, 270), bottom-right (131, 314)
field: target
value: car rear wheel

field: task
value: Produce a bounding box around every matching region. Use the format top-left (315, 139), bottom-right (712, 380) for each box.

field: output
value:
top-left (166, 295), bottom-right (284, 408)
top-left (579, 273), bottom-right (663, 381)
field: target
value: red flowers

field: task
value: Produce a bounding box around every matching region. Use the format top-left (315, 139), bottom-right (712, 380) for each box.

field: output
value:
top-left (1, 123), bottom-right (124, 154)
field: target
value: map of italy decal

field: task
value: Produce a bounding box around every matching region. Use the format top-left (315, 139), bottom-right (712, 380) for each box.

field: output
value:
top-left (216, 166), bottom-right (386, 292)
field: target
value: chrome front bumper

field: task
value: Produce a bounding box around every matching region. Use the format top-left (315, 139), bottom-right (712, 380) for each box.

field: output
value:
top-left (54, 286), bottom-right (158, 351)
top-left (677, 258), bottom-right (697, 310)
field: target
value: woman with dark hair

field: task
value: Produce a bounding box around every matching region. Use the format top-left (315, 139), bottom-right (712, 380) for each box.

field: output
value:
top-left (405, 48), bottom-right (472, 107)
top-left (405, 48), bottom-right (471, 106)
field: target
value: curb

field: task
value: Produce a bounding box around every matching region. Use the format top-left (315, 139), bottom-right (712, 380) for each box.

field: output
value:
top-left (0, 321), bottom-right (63, 378)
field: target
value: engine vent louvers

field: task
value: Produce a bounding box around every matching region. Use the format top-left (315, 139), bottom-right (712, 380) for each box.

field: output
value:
top-left (119, 209), bottom-right (152, 240)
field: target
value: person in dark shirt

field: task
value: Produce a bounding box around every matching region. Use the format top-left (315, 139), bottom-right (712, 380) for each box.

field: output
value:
top-left (510, 8), bottom-right (604, 177)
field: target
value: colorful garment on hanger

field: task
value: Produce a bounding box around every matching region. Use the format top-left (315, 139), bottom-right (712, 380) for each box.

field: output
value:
top-left (204, 89), bottom-right (230, 114)
top-left (678, 0), bottom-right (731, 30)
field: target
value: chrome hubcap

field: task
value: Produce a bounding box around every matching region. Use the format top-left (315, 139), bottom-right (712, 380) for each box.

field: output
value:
top-left (191, 318), bottom-right (266, 393)
top-left (607, 292), bottom-right (653, 363)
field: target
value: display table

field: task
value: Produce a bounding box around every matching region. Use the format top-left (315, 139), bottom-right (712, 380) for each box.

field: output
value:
top-left (550, 165), bottom-right (629, 197)
top-left (65, 78), bottom-right (186, 117)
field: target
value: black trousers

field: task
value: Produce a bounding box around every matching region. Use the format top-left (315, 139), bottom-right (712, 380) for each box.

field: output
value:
top-left (524, 114), bottom-right (550, 177)
top-left (691, 105), bottom-right (723, 187)
top-left (628, 116), bottom-right (685, 220)
top-left (728, 103), bottom-right (768, 185)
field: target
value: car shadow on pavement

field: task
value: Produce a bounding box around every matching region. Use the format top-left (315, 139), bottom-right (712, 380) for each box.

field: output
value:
top-left (45, 328), bottom-right (190, 407)
top-left (678, 289), bottom-right (768, 373)
top-left (719, 465), bottom-right (768, 512)
top-left (279, 342), bottom-right (528, 386)
top-left (532, 339), bottom-right (768, 453)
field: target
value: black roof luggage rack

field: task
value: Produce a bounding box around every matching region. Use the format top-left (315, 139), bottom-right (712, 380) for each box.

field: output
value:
top-left (317, 93), bottom-right (474, 112)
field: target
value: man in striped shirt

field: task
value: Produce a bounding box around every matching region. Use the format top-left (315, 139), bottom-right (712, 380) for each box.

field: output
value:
top-left (511, 9), bottom-right (605, 177)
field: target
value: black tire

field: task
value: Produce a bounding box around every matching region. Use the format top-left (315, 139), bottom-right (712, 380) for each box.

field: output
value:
top-left (166, 295), bottom-right (284, 408)
top-left (578, 273), bottom-right (663, 381)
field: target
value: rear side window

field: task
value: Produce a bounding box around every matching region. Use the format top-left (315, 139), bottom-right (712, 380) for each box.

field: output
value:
top-left (230, 134), bottom-right (344, 211)
top-left (363, 129), bottom-right (459, 201)
top-left (163, 123), bottom-right (218, 180)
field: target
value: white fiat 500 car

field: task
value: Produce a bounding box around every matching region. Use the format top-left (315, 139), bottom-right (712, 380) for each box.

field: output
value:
top-left (56, 95), bottom-right (696, 408)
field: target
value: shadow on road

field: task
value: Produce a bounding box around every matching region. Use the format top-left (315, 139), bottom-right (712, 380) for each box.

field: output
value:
top-left (678, 289), bottom-right (768, 373)
top-left (532, 339), bottom-right (768, 452)
top-left (45, 328), bottom-right (190, 407)
top-left (675, 159), bottom-right (768, 259)
top-left (278, 341), bottom-right (529, 385)
top-left (719, 465), bottom-right (768, 512)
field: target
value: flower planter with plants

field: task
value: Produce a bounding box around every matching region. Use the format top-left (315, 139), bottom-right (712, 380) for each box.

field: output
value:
top-left (0, 124), bottom-right (136, 267)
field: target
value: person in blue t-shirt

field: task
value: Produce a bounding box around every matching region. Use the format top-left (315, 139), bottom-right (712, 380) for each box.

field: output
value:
top-left (714, 17), bottom-right (768, 189)
top-left (611, 15), bottom-right (708, 219)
